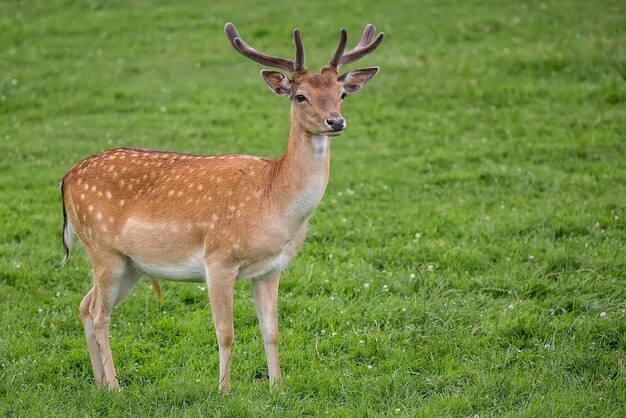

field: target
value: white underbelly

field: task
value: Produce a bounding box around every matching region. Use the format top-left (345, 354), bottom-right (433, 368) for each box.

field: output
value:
top-left (131, 255), bottom-right (205, 282)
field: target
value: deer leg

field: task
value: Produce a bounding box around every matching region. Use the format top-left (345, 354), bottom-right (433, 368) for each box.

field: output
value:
top-left (205, 264), bottom-right (237, 393)
top-left (252, 272), bottom-right (282, 387)
top-left (80, 287), bottom-right (104, 384)
top-left (88, 255), bottom-right (137, 389)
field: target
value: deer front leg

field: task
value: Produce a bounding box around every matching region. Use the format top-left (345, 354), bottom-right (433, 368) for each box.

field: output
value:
top-left (206, 264), bottom-right (237, 393)
top-left (252, 272), bottom-right (282, 387)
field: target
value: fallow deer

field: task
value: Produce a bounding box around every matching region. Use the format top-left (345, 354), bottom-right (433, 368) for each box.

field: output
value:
top-left (60, 22), bottom-right (383, 391)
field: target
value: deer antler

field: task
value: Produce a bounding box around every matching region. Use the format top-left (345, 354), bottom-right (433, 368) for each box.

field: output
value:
top-left (327, 24), bottom-right (384, 69)
top-left (225, 22), bottom-right (305, 73)
top-left (327, 28), bottom-right (347, 68)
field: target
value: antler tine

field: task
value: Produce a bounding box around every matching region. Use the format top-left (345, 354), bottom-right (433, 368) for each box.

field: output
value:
top-left (339, 24), bottom-right (384, 67)
top-left (327, 28), bottom-right (348, 69)
top-left (224, 22), bottom-right (296, 73)
top-left (355, 24), bottom-right (376, 48)
top-left (293, 28), bottom-right (305, 71)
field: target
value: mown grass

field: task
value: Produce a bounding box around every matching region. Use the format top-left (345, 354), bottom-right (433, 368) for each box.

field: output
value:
top-left (1, 0), bottom-right (625, 416)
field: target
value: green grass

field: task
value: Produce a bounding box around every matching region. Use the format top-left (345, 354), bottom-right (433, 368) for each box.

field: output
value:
top-left (1, 0), bottom-right (625, 415)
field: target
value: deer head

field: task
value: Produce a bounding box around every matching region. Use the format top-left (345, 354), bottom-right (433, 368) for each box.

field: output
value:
top-left (225, 23), bottom-right (384, 137)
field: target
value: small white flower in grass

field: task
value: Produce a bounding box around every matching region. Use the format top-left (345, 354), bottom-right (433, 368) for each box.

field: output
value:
top-left (367, 365), bottom-right (373, 369)
top-left (383, 285), bottom-right (389, 292)
top-left (346, 188), bottom-right (355, 195)
top-left (160, 106), bottom-right (167, 113)
top-left (331, 332), bottom-right (337, 337)
top-left (544, 343), bottom-right (551, 349)
top-left (508, 304), bottom-right (515, 310)
top-left (600, 312), bottom-right (607, 319)
top-left (359, 340), bottom-right (364, 344)
top-left (410, 273), bottom-right (416, 279)
top-left (363, 283), bottom-right (370, 289)
top-left (38, 308), bottom-right (43, 314)
top-left (394, 408), bottom-right (401, 414)
top-left (427, 265), bottom-right (434, 273)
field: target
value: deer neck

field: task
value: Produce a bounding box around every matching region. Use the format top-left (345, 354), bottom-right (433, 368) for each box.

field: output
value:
top-left (267, 125), bottom-right (331, 225)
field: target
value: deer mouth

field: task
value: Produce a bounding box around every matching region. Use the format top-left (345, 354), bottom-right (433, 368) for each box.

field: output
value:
top-left (324, 128), bottom-right (345, 136)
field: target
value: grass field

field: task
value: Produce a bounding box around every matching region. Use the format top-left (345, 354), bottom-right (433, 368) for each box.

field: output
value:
top-left (1, 0), bottom-right (625, 415)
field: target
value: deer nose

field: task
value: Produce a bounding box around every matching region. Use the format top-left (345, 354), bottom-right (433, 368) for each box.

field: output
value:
top-left (325, 117), bottom-right (345, 131)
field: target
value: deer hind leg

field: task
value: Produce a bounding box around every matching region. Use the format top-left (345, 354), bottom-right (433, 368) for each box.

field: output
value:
top-left (81, 254), bottom-right (140, 389)
top-left (252, 272), bottom-right (282, 387)
top-left (80, 287), bottom-right (105, 385)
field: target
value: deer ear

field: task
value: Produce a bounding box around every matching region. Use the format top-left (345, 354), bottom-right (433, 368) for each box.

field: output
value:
top-left (261, 70), bottom-right (291, 97)
top-left (339, 67), bottom-right (379, 94)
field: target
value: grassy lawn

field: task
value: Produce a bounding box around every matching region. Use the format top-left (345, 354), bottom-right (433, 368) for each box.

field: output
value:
top-left (1, 0), bottom-right (624, 415)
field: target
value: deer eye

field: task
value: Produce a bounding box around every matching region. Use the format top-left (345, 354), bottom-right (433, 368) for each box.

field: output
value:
top-left (341, 92), bottom-right (347, 100)
top-left (295, 94), bottom-right (307, 103)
